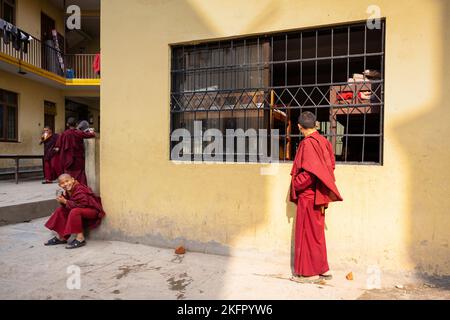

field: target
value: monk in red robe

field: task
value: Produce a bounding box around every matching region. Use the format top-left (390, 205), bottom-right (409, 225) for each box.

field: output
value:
top-left (54, 117), bottom-right (96, 186)
top-left (40, 126), bottom-right (61, 183)
top-left (44, 173), bottom-right (106, 249)
top-left (289, 111), bottom-right (343, 283)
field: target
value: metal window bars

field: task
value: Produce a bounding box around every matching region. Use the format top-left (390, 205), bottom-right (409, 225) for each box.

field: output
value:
top-left (170, 20), bottom-right (385, 164)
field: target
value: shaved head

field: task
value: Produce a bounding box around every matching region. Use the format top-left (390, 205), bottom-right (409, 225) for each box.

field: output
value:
top-left (58, 174), bottom-right (76, 191)
top-left (298, 111), bottom-right (317, 129)
top-left (67, 117), bottom-right (77, 127)
top-left (58, 173), bottom-right (72, 181)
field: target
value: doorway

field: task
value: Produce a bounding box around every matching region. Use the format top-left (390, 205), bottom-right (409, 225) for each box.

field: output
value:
top-left (41, 12), bottom-right (65, 75)
top-left (44, 100), bottom-right (56, 132)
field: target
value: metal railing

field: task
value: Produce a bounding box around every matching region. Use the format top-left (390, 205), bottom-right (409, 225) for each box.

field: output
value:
top-left (65, 54), bottom-right (99, 79)
top-left (170, 20), bottom-right (386, 164)
top-left (0, 27), bottom-right (99, 80)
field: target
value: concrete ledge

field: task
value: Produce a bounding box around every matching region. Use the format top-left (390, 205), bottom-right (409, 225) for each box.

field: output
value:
top-left (0, 200), bottom-right (56, 226)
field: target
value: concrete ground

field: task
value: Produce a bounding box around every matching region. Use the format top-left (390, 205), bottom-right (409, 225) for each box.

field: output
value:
top-left (0, 180), bottom-right (58, 207)
top-left (1, 217), bottom-right (449, 300)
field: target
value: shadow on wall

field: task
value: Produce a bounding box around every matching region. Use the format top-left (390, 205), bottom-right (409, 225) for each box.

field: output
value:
top-left (282, 1), bottom-right (450, 284)
top-left (395, 0), bottom-right (450, 284)
top-left (95, 0), bottom-right (289, 300)
top-left (97, 1), bottom-right (450, 301)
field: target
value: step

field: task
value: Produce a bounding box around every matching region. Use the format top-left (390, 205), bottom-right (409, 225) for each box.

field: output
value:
top-left (0, 200), bottom-right (57, 226)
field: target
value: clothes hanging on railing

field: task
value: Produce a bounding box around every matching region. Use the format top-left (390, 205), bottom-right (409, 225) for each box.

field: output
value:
top-left (93, 53), bottom-right (101, 76)
top-left (44, 39), bottom-right (60, 75)
top-left (51, 30), bottom-right (65, 75)
top-left (0, 18), bottom-right (32, 54)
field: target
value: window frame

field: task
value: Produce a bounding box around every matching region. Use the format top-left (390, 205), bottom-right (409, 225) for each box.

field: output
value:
top-left (0, 88), bottom-right (19, 142)
top-left (170, 20), bottom-right (386, 165)
top-left (1, 0), bottom-right (16, 25)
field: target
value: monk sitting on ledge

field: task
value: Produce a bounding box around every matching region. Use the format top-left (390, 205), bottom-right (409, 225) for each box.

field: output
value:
top-left (44, 174), bottom-right (106, 249)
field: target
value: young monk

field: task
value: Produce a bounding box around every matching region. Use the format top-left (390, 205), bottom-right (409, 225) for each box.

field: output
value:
top-left (40, 126), bottom-right (61, 184)
top-left (289, 112), bottom-right (343, 283)
top-left (54, 117), bottom-right (96, 186)
top-left (44, 174), bottom-right (106, 249)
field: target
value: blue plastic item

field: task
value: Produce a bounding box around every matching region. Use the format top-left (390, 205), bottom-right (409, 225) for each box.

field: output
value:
top-left (66, 69), bottom-right (74, 79)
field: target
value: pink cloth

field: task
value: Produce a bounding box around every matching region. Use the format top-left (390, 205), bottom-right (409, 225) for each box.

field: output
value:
top-left (93, 53), bottom-right (101, 75)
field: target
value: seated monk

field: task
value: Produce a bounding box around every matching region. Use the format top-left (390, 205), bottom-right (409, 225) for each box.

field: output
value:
top-left (44, 174), bottom-right (106, 249)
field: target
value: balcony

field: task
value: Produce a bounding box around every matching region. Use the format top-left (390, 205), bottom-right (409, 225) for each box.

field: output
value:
top-left (65, 54), bottom-right (99, 79)
top-left (0, 20), bottom-right (100, 85)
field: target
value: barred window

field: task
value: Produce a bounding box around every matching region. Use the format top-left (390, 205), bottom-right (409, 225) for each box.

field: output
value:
top-left (1, 0), bottom-right (15, 24)
top-left (170, 20), bottom-right (385, 164)
top-left (0, 88), bottom-right (18, 142)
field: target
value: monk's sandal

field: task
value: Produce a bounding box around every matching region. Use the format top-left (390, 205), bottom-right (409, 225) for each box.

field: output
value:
top-left (320, 274), bottom-right (333, 280)
top-left (44, 237), bottom-right (67, 246)
top-left (65, 239), bottom-right (86, 249)
top-left (290, 276), bottom-right (323, 284)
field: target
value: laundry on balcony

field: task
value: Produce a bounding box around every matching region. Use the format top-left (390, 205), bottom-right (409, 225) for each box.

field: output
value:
top-left (93, 53), bottom-right (100, 76)
top-left (41, 30), bottom-right (65, 77)
top-left (43, 39), bottom-right (64, 76)
top-left (0, 18), bottom-right (32, 54)
top-left (0, 22), bottom-right (99, 81)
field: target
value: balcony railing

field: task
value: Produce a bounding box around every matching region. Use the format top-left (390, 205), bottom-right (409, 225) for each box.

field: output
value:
top-left (65, 54), bottom-right (100, 79)
top-left (0, 25), bottom-right (99, 80)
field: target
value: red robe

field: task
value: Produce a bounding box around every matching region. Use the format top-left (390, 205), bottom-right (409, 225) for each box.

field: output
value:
top-left (42, 133), bottom-right (61, 181)
top-left (290, 131), bottom-right (343, 276)
top-left (55, 128), bottom-right (95, 186)
top-left (45, 182), bottom-right (106, 239)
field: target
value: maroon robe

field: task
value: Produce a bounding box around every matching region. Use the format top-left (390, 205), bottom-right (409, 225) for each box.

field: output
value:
top-left (42, 133), bottom-right (61, 181)
top-left (290, 131), bottom-right (343, 277)
top-left (55, 128), bottom-right (95, 186)
top-left (45, 182), bottom-right (106, 239)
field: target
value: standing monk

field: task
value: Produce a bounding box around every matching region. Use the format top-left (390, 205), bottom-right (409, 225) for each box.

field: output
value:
top-left (55, 117), bottom-right (95, 186)
top-left (44, 173), bottom-right (106, 249)
top-left (289, 112), bottom-right (343, 283)
top-left (40, 126), bottom-right (61, 184)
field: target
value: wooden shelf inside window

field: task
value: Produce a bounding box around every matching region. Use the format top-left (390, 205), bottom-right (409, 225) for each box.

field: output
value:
top-left (270, 89), bottom-right (293, 160)
top-left (329, 83), bottom-right (380, 114)
top-left (328, 82), bottom-right (380, 151)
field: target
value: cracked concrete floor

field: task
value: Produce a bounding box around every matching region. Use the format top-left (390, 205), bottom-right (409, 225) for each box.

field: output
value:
top-left (0, 218), bottom-right (449, 300)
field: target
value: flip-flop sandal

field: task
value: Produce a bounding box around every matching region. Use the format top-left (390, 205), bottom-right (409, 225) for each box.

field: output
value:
top-left (44, 237), bottom-right (67, 246)
top-left (65, 239), bottom-right (86, 249)
top-left (290, 276), bottom-right (322, 284)
top-left (320, 274), bottom-right (333, 280)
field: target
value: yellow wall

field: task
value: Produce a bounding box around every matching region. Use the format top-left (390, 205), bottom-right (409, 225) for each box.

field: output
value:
top-left (16, 0), bottom-right (65, 39)
top-left (100, 0), bottom-right (450, 276)
top-left (0, 70), bottom-right (65, 168)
